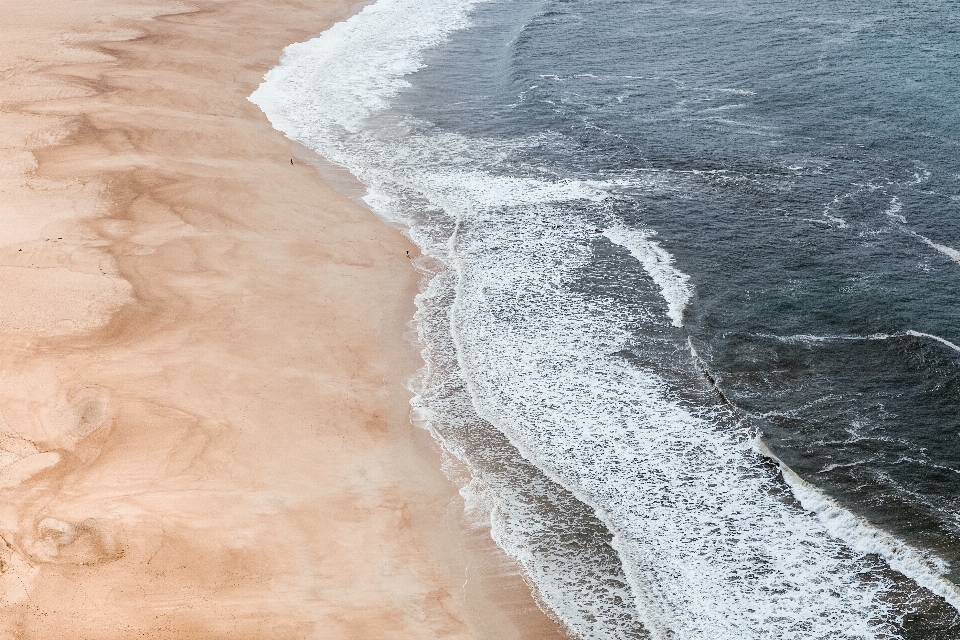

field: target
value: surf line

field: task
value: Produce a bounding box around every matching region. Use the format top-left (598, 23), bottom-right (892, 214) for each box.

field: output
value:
top-left (690, 330), bottom-right (960, 614)
top-left (756, 439), bottom-right (960, 613)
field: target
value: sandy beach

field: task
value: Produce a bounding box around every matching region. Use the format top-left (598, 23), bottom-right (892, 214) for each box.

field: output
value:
top-left (0, 0), bottom-right (568, 637)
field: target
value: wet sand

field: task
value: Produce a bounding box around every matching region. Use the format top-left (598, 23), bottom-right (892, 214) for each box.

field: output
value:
top-left (0, 0), bottom-right (569, 637)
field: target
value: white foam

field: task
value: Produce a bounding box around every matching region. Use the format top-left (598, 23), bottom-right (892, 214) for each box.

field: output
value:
top-left (908, 168), bottom-right (931, 186)
top-left (823, 194), bottom-right (850, 228)
top-left (907, 329), bottom-right (960, 354)
top-left (603, 227), bottom-right (692, 327)
top-left (250, 0), bottom-right (487, 140)
top-left (421, 170), bottom-right (611, 209)
top-left (447, 238), bottom-right (900, 637)
top-left (758, 331), bottom-right (960, 356)
top-left (430, 175), bottom-right (912, 636)
top-left (763, 332), bottom-right (894, 344)
top-left (918, 234), bottom-right (960, 265)
top-left (757, 440), bottom-right (960, 608)
top-left (409, 250), bottom-right (652, 640)
top-left (885, 196), bottom-right (906, 223)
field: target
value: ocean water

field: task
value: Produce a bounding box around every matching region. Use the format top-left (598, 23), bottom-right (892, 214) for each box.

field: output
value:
top-left (250, 0), bottom-right (960, 637)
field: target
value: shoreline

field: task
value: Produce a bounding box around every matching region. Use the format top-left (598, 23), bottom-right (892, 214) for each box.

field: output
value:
top-left (0, 0), bottom-right (568, 637)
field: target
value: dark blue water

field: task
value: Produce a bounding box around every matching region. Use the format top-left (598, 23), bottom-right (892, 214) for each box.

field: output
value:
top-left (393, 0), bottom-right (960, 634)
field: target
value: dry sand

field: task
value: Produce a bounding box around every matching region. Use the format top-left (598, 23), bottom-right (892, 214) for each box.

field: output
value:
top-left (0, 0), bottom-right (570, 637)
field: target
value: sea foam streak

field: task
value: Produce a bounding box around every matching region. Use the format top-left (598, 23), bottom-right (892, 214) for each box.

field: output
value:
top-left (907, 330), bottom-right (960, 354)
top-left (603, 227), bottom-right (692, 327)
top-left (918, 234), bottom-right (960, 265)
top-left (251, 0), bottom-right (955, 637)
top-left (762, 330), bottom-right (960, 355)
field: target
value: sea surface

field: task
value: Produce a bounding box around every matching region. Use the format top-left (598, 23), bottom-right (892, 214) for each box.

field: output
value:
top-left (251, 1), bottom-right (960, 637)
